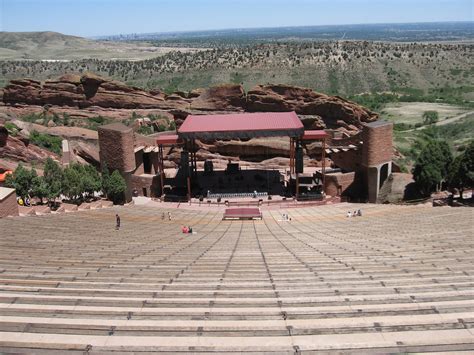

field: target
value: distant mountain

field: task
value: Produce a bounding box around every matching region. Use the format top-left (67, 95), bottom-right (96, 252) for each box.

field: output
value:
top-left (0, 31), bottom-right (193, 61)
top-left (0, 31), bottom-right (90, 59)
top-left (98, 22), bottom-right (474, 45)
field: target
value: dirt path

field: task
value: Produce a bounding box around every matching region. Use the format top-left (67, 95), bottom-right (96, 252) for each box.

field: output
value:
top-left (409, 110), bottom-right (474, 131)
top-left (434, 110), bottom-right (474, 126)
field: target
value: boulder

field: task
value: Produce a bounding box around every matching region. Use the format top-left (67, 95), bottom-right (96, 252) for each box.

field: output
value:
top-left (190, 84), bottom-right (246, 111)
top-left (300, 115), bottom-right (326, 130)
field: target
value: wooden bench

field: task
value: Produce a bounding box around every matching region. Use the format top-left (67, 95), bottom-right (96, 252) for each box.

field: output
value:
top-left (222, 208), bottom-right (262, 220)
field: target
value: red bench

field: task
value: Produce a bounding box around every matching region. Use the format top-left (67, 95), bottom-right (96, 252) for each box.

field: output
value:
top-left (223, 208), bottom-right (262, 220)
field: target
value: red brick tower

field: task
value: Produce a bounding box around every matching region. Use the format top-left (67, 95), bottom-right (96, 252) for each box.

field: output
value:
top-left (361, 121), bottom-right (393, 203)
top-left (98, 123), bottom-right (136, 202)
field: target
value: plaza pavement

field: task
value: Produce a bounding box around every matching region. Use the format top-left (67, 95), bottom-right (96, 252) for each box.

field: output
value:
top-left (0, 203), bottom-right (473, 353)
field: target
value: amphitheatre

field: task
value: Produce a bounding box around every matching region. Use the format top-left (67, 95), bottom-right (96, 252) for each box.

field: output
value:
top-left (0, 72), bottom-right (473, 353)
top-left (0, 201), bottom-right (473, 352)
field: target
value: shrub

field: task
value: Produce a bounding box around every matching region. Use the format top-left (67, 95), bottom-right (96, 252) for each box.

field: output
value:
top-left (29, 130), bottom-right (62, 155)
top-left (422, 111), bottom-right (439, 125)
top-left (137, 125), bottom-right (154, 135)
top-left (4, 122), bottom-right (19, 136)
top-left (106, 170), bottom-right (127, 204)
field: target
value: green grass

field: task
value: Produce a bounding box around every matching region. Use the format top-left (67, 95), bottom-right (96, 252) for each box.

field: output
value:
top-left (29, 130), bottom-right (62, 155)
top-left (393, 116), bottom-right (474, 171)
top-left (350, 86), bottom-right (474, 112)
top-left (4, 122), bottom-right (20, 136)
top-left (86, 116), bottom-right (112, 130)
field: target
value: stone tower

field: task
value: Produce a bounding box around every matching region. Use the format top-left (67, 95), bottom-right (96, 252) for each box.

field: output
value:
top-left (361, 121), bottom-right (393, 203)
top-left (98, 123), bottom-right (136, 202)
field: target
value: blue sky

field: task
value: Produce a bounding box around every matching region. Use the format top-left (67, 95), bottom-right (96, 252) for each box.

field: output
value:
top-left (1, 0), bottom-right (472, 37)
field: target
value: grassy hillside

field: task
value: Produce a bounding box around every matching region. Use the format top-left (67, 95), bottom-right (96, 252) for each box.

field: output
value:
top-left (0, 31), bottom-right (203, 61)
top-left (1, 41), bottom-right (472, 97)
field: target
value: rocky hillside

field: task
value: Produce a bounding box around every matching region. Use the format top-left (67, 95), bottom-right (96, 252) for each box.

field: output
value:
top-left (1, 73), bottom-right (377, 129)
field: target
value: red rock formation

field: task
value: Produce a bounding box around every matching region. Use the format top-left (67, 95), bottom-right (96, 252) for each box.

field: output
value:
top-left (246, 84), bottom-right (378, 128)
top-left (2, 74), bottom-right (166, 109)
top-left (2, 74), bottom-right (378, 129)
top-left (1, 74), bottom-right (381, 169)
top-left (190, 84), bottom-right (246, 111)
top-left (0, 131), bottom-right (58, 163)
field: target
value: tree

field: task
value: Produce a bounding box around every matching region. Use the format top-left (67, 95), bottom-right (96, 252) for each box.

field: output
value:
top-left (101, 163), bottom-right (111, 197)
top-left (6, 164), bottom-right (35, 199)
top-left (448, 141), bottom-right (474, 199)
top-left (422, 111), bottom-right (439, 125)
top-left (82, 164), bottom-right (101, 198)
top-left (412, 140), bottom-right (453, 196)
top-left (43, 157), bottom-right (63, 205)
top-left (62, 163), bottom-right (84, 203)
top-left (107, 170), bottom-right (127, 204)
top-left (31, 174), bottom-right (49, 204)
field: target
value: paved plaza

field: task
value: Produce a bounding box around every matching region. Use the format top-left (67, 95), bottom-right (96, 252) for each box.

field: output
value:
top-left (0, 203), bottom-right (473, 353)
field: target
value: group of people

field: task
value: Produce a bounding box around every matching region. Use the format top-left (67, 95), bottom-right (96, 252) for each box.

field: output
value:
top-left (181, 226), bottom-right (194, 234)
top-left (282, 213), bottom-right (291, 221)
top-left (17, 197), bottom-right (31, 207)
top-left (347, 209), bottom-right (362, 218)
top-left (161, 212), bottom-right (172, 221)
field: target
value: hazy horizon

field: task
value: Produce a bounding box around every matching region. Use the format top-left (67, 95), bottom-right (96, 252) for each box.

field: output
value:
top-left (1, 0), bottom-right (472, 38)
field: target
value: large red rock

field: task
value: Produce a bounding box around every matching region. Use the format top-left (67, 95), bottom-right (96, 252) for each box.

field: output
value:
top-left (190, 84), bottom-right (246, 111)
top-left (246, 84), bottom-right (378, 128)
top-left (0, 130), bottom-right (58, 163)
top-left (2, 74), bottom-right (378, 130)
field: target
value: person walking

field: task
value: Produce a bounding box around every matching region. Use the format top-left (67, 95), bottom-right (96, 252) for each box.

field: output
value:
top-left (115, 214), bottom-right (121, 230)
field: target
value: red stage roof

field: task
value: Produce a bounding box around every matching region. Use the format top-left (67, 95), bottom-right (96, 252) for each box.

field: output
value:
top-left (178, 112), bottom-right (304, 140)
top-left (302, 130), bottom-right (328, 140)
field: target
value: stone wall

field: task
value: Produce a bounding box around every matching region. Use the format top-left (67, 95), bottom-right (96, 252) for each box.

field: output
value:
top-left (0, 187), bottom-right (19, 218)
top-left (330, 150), bottom-right (363, 173)
top-left (98, 123), bottom-right (135, 173)
top-left (131, 175), bottom-right (161, 198)
top-left (361, 121), bottom-right (393, 167)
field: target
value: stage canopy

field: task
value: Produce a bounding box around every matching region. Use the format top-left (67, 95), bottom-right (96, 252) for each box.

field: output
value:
top-left (178, 112), bottom-right (304, 140)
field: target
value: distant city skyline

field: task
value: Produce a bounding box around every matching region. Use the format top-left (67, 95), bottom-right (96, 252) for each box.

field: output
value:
top-left (1, 0), bottom-right (472, 37)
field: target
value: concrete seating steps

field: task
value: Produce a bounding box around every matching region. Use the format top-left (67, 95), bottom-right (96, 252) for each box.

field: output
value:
top-left (18, 200), bottom-right (114, 217)
top-left (0, 203), bottom-right (473, 352)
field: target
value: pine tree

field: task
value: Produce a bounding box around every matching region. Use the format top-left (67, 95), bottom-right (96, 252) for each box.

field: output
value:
top-left (448, 141), bottom-right (474, 199)
top-left (412, 140), bottom-right (453, 196)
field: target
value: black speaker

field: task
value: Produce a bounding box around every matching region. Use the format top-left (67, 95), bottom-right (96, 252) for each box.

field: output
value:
top-left (296, 146), bottom-right (304, 174)
top-left (204, 160), bottom-right (213, 174)
top-left (181, 151), bottom-right (189, 176)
